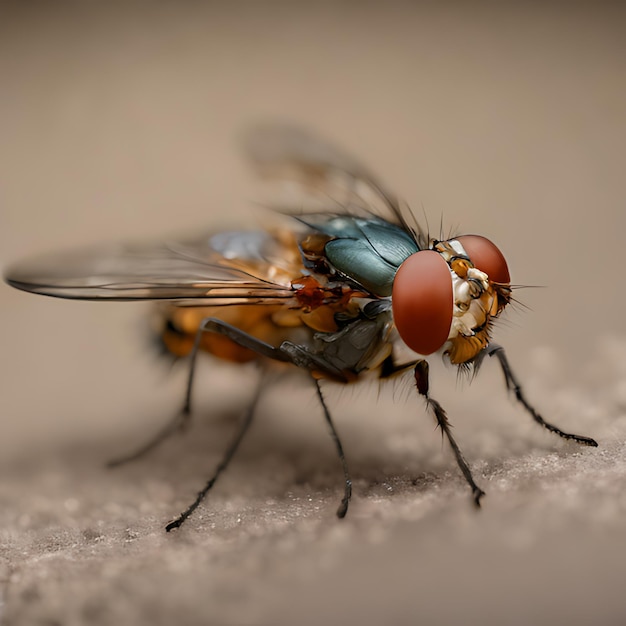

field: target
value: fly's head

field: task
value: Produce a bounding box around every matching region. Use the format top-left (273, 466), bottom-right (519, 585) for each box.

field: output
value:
top-left (391, 235), bottom-right (511, 365)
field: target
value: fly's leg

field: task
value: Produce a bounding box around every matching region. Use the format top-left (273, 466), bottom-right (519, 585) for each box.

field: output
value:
top-left (181, 319), bottom-right (291, 411)
top-left (107, 317), bottom-right (292, 468)
top-left (278, 342), bottom-right (349, 383)
top-left (314, 379), bottom-right (352, 518)
top-left (480, 344), bottom-right (598, 447)
top-left (280, 342), bottom-right (354, 516)
top-left (107, 410), bottom-right (190, 468)
top-left (164, 322), bottom-right (351, 529)
top-left (414, 360), bottom-right (485, 506)
top-left (166, 373), bottom-right (265, 532)
top-left (379, 353), bottom-right (419, 379)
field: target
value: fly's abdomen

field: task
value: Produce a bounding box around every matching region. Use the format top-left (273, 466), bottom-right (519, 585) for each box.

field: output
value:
top-left (156, 304), bottom-right (288, 363)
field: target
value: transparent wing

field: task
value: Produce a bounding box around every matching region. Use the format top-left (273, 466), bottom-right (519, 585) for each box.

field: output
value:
top-left (4, 230), bottom-right (298, 303)
top-left (242, 123), bottom-right (423, 244)
top-left (7, 126), bottom-right (423, 302)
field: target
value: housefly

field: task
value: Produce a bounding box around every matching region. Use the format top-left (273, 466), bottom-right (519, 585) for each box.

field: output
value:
top-left (4, 124), bottom-right (598, 531)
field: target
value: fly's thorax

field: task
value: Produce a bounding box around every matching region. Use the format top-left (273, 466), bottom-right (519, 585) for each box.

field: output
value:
top-left (310, 307), bottom-right (394, 377)
top-left (301, 216), bottom-right (420, 297)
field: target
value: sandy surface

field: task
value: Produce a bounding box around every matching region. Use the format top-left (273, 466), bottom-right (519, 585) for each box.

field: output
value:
top-left (1, 3), bottom-right (625, 625)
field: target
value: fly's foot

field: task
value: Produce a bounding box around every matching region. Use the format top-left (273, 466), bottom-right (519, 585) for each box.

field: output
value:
top-left (555, 430), bottom-right (598, 447)
top-left (165, 516), bottom-right (185, 532)
top-left (472, 486), bottom-right (486, 507)
top-left (336, 481), bottom-right (352, 519)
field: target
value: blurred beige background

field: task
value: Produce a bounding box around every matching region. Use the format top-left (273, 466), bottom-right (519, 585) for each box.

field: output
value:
top-left (1, 3), bottom-right (625, 625)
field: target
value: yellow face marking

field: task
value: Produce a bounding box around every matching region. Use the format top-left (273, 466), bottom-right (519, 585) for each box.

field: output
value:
top-left (450, 257), bottom-right (471, 278)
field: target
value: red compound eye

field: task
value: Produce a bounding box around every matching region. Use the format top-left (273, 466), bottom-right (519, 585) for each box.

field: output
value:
top-left (455, 235), bottom-right (510, 285)
top-left (392, 251), bottom-right (453, 355)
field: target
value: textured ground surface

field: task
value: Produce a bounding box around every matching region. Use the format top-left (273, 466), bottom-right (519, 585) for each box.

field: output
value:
top-left (1, 3), bottom-right (625, 625)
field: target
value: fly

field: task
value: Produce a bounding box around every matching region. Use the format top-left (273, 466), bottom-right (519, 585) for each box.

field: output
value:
top-left (4, 124), bottom-right (598, 531)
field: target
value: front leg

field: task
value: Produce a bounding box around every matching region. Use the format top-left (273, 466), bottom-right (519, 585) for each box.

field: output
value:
top-left (414, 360), bottom-right (485, 506)
top-left (478, 344), bottom-right (598, 447)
